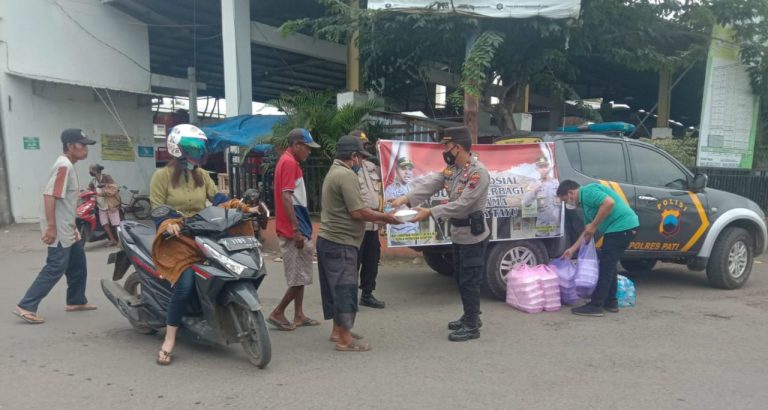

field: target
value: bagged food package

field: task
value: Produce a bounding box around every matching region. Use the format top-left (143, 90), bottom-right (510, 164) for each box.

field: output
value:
top-left (548, 257), bottom-right (580, 305)
top-left (617, 274), bottom-right (636, 307)
top-left (575, 239), bottom-right (599, 298)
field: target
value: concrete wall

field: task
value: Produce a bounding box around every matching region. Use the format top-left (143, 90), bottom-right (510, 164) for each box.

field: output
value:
top-left (1, 75), bottom-right (155, 222)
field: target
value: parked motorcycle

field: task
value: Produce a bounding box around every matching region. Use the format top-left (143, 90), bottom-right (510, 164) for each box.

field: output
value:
top-left (102, 205), bottom-right (272, 368)
top-left (76, 190), bottom-right (108, 243)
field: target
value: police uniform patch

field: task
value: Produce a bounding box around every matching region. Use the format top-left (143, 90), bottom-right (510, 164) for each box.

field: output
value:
top-left (468, 172), bottom-right (480, 189)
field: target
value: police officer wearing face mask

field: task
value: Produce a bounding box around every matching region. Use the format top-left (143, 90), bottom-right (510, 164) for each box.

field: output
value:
top-left (389, 126), bottom-right (490, 342)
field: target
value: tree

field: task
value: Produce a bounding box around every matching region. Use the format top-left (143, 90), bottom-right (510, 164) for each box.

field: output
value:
top-left (269, 88), bottom-right (381, 159)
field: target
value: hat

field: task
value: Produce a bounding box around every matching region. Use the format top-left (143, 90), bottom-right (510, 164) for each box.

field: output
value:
top-left (61, 129), bottom-right (96, 145)
top-left (535, 156), bottom-right (550, 166)
top-left (287, 128), bottom-right (320, 148)
top-left (349, 129), bottom-right (369, 142)
top-left (89, 163), bottom-right (104, 172)
top-left (396, 157), bottom-right (414, 169)
top-left (336, 134), bottom-right (372, 158)
top-left (439, 126), bottom-right (471, 147)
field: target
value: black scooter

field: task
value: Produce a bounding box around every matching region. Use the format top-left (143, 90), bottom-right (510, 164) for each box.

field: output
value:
top-left (102, 205), bottom-right (271, 368)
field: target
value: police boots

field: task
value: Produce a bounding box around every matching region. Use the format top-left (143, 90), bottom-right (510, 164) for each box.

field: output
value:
top-left (360, 290), bottom-right (386, 309)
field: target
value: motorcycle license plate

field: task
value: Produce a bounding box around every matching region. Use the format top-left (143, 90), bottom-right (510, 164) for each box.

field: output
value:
top-left (219, 236), bottom-right (260, 252)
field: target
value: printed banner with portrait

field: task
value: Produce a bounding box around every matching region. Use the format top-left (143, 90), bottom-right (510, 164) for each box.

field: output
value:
top-left (378, 140), bottom-right (563, 247)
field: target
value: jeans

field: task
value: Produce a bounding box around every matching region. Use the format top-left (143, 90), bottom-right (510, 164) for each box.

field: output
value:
top-left (166, 269), bottom-right (196, 327)
top-left (589, 228), bottom-right (637, 308)
top-left (451, 239), bottom-right (489, 328)
top-left (18, 242), bottom-right (88, 312)
top-left (357, 230), bottom-right (381, 292)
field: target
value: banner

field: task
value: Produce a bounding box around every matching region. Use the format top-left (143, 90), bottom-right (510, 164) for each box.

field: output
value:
top-left (697, 25), bottom-right (760, 169)
top-left (101, 134), bottom-right (135, 161)
top-left (379, 141), bottom-right (562, 247)
top-left (367, 1), bottom-right (581, 19)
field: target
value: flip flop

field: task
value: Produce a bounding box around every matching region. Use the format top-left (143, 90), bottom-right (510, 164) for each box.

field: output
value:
top-left (329, 332), bottom-right (363, 343)
top-left (65, 304), bottom-right (97, 312)
top-left (156, 349), bottom-right (173, 366)
top-left (335, 339), bottom-right (371, 352)
top-left (12, 310), bottom-right (45, 324)
top-left (294, 318), bottom-right (320, 327)
top-left (267, 317), bottom-right (296, 331)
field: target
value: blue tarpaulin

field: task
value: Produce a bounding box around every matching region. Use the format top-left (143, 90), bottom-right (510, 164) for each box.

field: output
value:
top-left (201, 114), bottom-right (284, 154)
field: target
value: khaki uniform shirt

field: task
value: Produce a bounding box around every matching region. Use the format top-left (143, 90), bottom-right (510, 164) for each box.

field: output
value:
top-left (406, 157), bottom-right (490, 245)
top-left (357, 159), bottom-right (382, 231)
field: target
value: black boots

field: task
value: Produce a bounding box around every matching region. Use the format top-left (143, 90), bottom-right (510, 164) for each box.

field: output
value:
top-left (449, 325), bottom-right (480, 342)
top-left (447, 315), bottom-right (483, 331)
top-left (360, 291), bottom-right (385, 309)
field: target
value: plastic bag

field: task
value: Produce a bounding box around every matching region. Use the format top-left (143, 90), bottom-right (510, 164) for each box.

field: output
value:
top-left (505, 264), bottom-right (561, 313)
top-left (575, 239), bottom-right (599, 298)
top-left (617, 275), bottom-right (636, 307)
top-left (548, 258), bottom-right (580, 305)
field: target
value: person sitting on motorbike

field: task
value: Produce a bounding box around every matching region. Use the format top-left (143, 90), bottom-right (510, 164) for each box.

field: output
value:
top-left (87, 163), bottom-right (121, 246)
top-left (149, 125), bottom-right (260, 365)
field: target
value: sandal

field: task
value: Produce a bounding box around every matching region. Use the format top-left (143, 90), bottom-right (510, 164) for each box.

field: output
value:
top-left (329, 332), bottom-right (363, 343)
top-left (335, 339), bottom-right (371, 352)
top-left (12, 310), bottom-right (45, 324)
top-left (267, 316), bottom-right (296, 331)
top-left (156, 349), bottom-right (173, 365)
top-left (294, 317), bottom-right (320, 327)
top-left (65, 304), bottom-right (98, 312)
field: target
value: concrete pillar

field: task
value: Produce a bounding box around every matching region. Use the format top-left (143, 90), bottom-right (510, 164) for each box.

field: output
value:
top-left (221, 0), bottom-right (252, 117)
top-left (188, 67), bottom-right (198, 123)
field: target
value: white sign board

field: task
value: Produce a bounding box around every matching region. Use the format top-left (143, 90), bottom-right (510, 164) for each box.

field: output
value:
top-left (367, 1), bottom-right (581, 19)
top-left (697, 26), bottom-right (760, 169)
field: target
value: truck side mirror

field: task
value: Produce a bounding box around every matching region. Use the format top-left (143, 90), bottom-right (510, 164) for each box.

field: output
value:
top-left (690, 173), bottom-right (708, 192)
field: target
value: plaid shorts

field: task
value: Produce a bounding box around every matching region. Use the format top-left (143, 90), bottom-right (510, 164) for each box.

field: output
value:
top-left (278, 236), bottom-right (314, 287)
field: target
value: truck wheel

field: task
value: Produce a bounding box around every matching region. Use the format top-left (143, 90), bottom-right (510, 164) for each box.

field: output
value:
top-left (706, 227), bottom-right (753, 289)
top-left (485, 240), bottom-right (549, 301)
top-left (620, 259), bottom-right (657, 273)
top-left (423, 250), bottom-right (453, 276)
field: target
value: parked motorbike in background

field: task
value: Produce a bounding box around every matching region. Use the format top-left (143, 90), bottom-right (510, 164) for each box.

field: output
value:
top-left (101, 205), bottom-right (272, 368)
top-left (76, 190), bottom-right (111, 244)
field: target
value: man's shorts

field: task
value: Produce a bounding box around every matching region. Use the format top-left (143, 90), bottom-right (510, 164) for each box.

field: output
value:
top-left (278, 236), bottom-right (314, 287)
top-left (99, 208), bottom-right (121, 226)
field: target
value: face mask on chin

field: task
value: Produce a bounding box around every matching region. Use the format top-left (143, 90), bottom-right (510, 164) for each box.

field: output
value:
top-left (565, 202), bottom-right (578, 210)
top-left (89, 172), bottom-right (96, 177)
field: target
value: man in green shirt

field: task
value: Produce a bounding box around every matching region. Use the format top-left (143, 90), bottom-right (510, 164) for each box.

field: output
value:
top-left (558, 180), bottom-right (639, 317)
top-left (316, 135), bottom-right (401, 352)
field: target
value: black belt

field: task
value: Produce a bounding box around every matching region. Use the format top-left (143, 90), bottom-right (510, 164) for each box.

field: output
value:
top-left (449, 218), bottom-right (470, 227)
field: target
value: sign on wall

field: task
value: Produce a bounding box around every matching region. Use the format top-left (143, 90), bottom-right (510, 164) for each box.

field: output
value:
top-left (378, 140), bottom-right (562, 247)
top-left (367, 1), bottom-right (581, 19)
top-left (101, 134), bottom-right (135, 161)
top-left (23, 137), bottom-right (40, 150)
top-left (137, 146), bottom-right (154, 158)
top-left (697, 25), bottom-right (761, 169)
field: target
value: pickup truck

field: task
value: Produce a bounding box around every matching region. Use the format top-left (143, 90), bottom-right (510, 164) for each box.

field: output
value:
top-left (419, 134), bottom-right (767, 300)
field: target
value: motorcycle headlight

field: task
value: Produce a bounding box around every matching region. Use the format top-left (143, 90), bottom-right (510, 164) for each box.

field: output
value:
top-left (201, 243), bottom-right (249, 276)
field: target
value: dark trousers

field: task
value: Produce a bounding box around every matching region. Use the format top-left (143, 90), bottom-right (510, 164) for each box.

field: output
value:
top-left (18, 242), bottom-right (89, 312)
top-left (589, 228), bottom-right (637, 307)
top-left (317, 237), bottom-right (359, 330)
top-left (451, 239), bottom-right (488, 327)
top-left (357, 230), bottom-right (381, 292)
top-left (166, 269), bottom-right (196, 327)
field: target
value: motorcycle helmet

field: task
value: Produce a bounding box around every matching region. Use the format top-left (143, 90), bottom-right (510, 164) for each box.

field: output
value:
top-left (242, 188), bottom-right (261, 206)
top-left (167, 124), bottom-right (208, 166)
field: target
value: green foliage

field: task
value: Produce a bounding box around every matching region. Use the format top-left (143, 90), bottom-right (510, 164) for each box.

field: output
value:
top-left (460, 31), bottom-right (504, 98)
top-left (269, 89), bottom-right (381, 159)
top-left (642, 137), bottom-right (699, 168)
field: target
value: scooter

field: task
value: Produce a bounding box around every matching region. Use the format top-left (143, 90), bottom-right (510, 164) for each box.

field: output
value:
top-left (76, 190), bottom-right (109, 243)
top-left (101, 205), bottom-right (272, 368)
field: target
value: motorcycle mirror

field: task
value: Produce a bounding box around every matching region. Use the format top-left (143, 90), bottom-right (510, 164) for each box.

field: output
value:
top-left (150, 205), bottom-right (174, 219)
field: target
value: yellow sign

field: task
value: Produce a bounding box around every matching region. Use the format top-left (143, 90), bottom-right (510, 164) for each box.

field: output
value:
top-left (101, 134), bottom-right (135, 161)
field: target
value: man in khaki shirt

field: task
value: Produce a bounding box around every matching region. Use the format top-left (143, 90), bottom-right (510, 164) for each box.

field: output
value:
top-left (316, 135), bottom-right (400, 352)
top-left (350, 130), bottom-right (386, 309)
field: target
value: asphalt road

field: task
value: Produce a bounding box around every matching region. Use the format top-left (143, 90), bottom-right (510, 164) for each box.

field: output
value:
top-left (2, 223), bottom-right (768, 409)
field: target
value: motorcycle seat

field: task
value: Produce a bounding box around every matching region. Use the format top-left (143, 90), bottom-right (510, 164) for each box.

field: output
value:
top-left (125, 223), bottom-right (156, 255)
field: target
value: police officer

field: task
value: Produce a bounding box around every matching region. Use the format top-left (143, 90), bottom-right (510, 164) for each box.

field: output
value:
top-left (389, 126), bottom-right (490, 342)
top-left (350, 130), bottom-right (386, 309)
top-left (522, 155), bottom-right (560, 237)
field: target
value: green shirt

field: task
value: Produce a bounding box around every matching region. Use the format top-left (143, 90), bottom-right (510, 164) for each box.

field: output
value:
top-left (579, 183), bottom-right (639, 234)
top-left (150, 166), bottom-right (217, 217)
top-left (318, 160), bottom-right (367, 248)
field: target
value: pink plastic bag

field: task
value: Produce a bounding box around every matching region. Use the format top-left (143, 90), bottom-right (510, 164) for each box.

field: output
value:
top-left (575, 239), bottom-right (599, 298)
top-left (505, 264), bottom-right (561, 313)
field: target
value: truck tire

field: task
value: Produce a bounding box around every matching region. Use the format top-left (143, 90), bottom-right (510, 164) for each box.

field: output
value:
top-left (423, 250), bottom-right (453, 276)
top-left (620, 259), bottom-right (657, 273)
top-left (485, 240), bottom-right (549, 301)
top-left (706, 227), bottom-right (753, 289)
